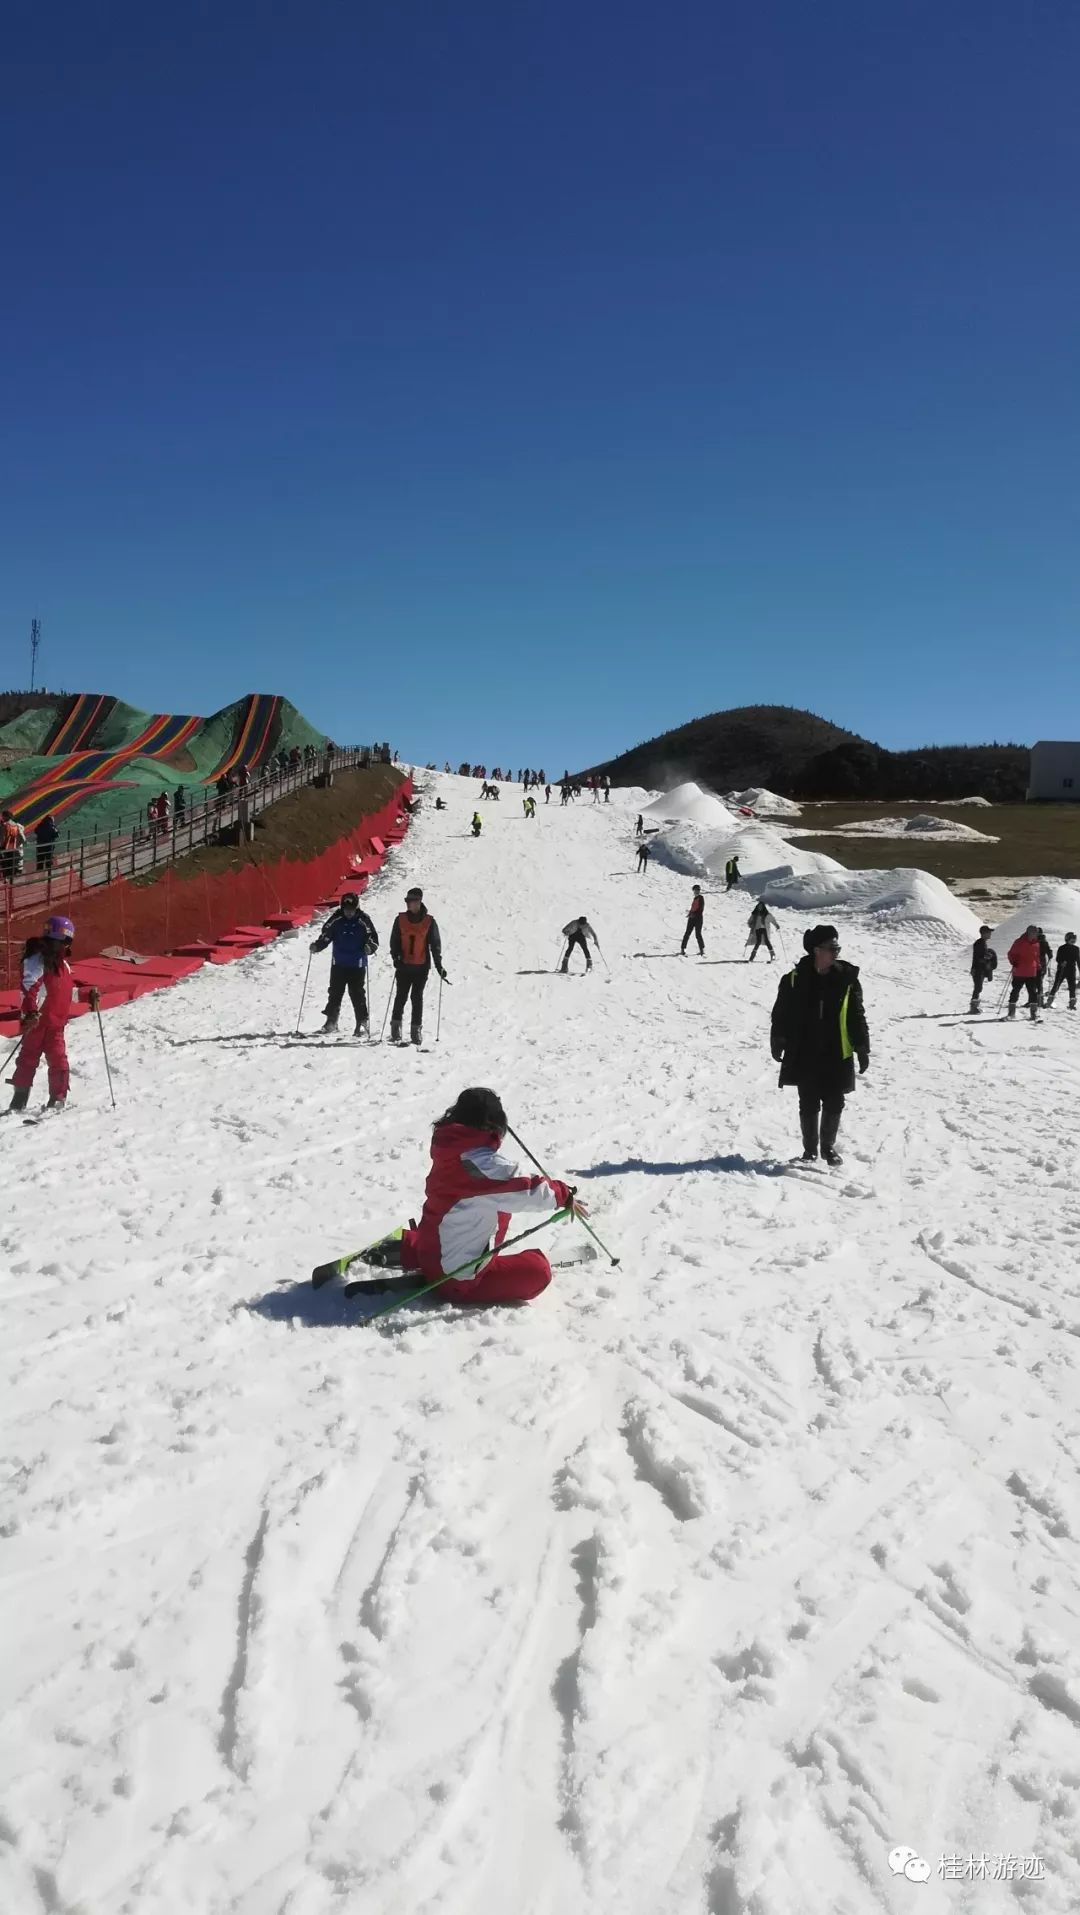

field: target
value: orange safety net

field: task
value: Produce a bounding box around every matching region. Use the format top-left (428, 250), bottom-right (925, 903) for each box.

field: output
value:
top-left (2, 780), bottom-right (411, 988)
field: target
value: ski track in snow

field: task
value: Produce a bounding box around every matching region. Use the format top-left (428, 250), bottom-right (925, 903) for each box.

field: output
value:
top-left (3, 772), bottom-right (1080, 1915)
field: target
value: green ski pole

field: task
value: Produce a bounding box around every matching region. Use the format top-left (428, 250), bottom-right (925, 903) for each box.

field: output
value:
top-left (360, 1208), bottom-right (572, 1325)
top-left (506, 1124), bottom-right (621, 1266)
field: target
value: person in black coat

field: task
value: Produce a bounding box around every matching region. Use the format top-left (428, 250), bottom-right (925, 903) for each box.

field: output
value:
top-left (969, 924), bottom-right (998, 1012)
top-left (1046, 931), bottom-right (1079, 1010)
top-left (770, 923), bottom-right (870, 1166)
top-left (35, 814), bottom-right (59, 874)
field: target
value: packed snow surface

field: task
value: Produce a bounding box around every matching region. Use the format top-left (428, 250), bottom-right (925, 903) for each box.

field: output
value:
top-left (4, 774), bottom-right (1080, 1915)
top-left (761, 865), bottom-right (982, 940)
top-left (650, 818), bottom-right (844, 894)
top-left (642, 780), bottom-right (734, 828)
top-left (728, 786), bottom-right (802, 818)
top-left (990, 880), bottom-right (1080, 951)
top-left (788, 814), bottom-right (998, 844)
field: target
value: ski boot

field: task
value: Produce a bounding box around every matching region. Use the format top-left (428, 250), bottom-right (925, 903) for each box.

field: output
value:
top-left (389, 1022), bottom-right (403, 1045)
top-left (411, 1026), bottom-right (422, 1048)
top-left (354, 1020), bottom-right (370, 1038)
top-left (5, 1089), bottom-right (30, 1116)
top-left (1007, 1006), bottom-right (1016, 1019)
top-left (799, 1112), bottom-right (819, 1163)
top-left (820, 1111), bottom-right (843, 1168)
top-left (969, 999), bottom-right (981, 1014)
top-left (320, 1017), bottom-right (338, 1034)
top-left (46, 1098), bottom-right (66, 1113)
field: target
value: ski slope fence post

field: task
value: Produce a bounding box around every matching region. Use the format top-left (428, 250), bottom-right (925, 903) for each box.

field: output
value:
top-left (506, 1124), bottom-right (622, 1267)
top-left (295, 953), bottom-right (313, 1036)
top-left (95, 1006), bottom-right (117, 1110)
top-left (361, 1209), bottom-right (571, 1325)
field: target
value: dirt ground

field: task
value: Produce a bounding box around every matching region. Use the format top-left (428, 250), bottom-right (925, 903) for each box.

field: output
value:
top-left (792, 802), bottom-right (1080, 884)
top-left (132, 764), bottom-right (406, 885)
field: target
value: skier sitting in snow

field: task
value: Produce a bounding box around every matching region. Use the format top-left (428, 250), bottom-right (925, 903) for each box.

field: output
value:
top-left (310, 892), bottom-right (378, 1035)
top-left (7, 916), bottom-right (99, 1115)
top-left (1046, 931), bottom-right (1079, 1010)
top-left (969, 925), bottom-right (998, 1012)
top-left (681, 885), bottom-right (705, 954)
top-left (770, 924), bottom-right (869, 1167)
top-left (434, 796), bottom-right (447, 810)
top-left (747, 899), bottom-right (778, 961)
top-left (560, 917), bottom-right (599, 973)
top-left (381, 1088), bottom-right (586, 1305)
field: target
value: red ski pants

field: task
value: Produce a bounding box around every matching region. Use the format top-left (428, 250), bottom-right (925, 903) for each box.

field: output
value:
top-left (13, 1022), bottom-right (70, 1101)
top-left (400, 1229), bottom-right (553, 1307)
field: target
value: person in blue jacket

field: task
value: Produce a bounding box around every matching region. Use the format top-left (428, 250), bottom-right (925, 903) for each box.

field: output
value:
top-left (310, 891), bottom-right (379, 1034)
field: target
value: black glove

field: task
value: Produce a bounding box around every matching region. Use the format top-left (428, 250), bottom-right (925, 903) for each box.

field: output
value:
top-left (858, 1051), bottom-right (870, 1075)
top-left (771, 1043), bottom-right (784, 1064)
top-left (438, 969), bottom-right (449, 982)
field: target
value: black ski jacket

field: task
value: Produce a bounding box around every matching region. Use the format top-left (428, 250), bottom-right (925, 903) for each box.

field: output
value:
top-left (1055, 942), bottom-right (1079, 979)
top-left (770, 957), bottom-right (869, 1093)
top-left (970, 937), bottom-right (998, 981)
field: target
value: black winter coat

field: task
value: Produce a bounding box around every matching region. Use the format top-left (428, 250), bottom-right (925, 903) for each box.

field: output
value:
top-left (770, 956), bottom-right (869, 1093)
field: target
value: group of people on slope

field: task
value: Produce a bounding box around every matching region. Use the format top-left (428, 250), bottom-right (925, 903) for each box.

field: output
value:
top-left (2, 810), bottom-right (60, 882)
top-left (970, 923), bottom-right (1078, 1017)
top-left (310, 886), bottom-right (449, 1046)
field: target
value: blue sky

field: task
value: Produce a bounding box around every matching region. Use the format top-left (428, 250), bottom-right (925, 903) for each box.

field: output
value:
top-left (3, 1), bottom-right (1077, 768)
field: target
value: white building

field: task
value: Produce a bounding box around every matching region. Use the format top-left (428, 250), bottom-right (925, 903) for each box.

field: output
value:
top-left (1028, 740), bottom-right (1080, 802)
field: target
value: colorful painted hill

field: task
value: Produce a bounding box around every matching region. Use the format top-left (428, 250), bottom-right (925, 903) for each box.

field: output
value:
top-left (0, 692), bottom-right (329, 839)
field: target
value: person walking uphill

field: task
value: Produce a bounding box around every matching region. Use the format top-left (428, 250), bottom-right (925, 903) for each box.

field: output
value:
top-left (368, 1088), bottom-right (586, 1306)
top-left (770, 924), bottom-right (869, 1167)
top-left (389, 887), bottom-right (448, 1045)
top-left (310, 891), bottom-right (378, 1034)
top-left (1006, 925), bottom-right (1042, 1022)
top-left (725, 855), bottom-right (741, 891)
top-left (7, 916), bottom-right (99, 1114)
top-left (636, 842), bottom-right (650, 874)
top-left (969, 925), bottom-right (998, 1012)
top-left (681, 885), bottom-right (705, 954)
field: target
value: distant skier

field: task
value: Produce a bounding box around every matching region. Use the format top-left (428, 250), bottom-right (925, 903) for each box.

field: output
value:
top-left (603, 776), bottom-right (611, 803)
top-left (747, 899), bottom-right (778, 961)
top-left (523, 795), bottom-right (536, 819)
top-left (1046, 932), bottom-right (1079, 1010)
top-left (310, 891), bottom-right (378, 1035)
top-left (363, 1087), bottom-right (585, 1305)
top-left (725, 855), bottom-right (741, 891)
top-left (770, 924), bottom-right (870, 1167)
top-left (969, 925), bottom-right (998, 1012)
top-left (6, 915), bottom-right (99, 1115)
top-left (635, 814), bottom-right (644, 835)
top-left (471, 813), bottom-right (483, 837)
top-left (680, 885), bottom-right (705, 955)
top-left (545, 784), bottom-right (552, 804)
top-left (389, 887), bottom-right (448, 1046)
top-left (559, 917), bottom-right (599, 973)
top-left (1006, 926), bottom-right (1042, 1021)
top-left (435, 796), bottom-right (447, 810)
top-left (636, 842), bottom-right (650, 873)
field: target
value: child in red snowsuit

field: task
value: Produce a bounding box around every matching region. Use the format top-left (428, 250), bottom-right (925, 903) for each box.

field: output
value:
top-left (398, 1088), bottom-right (583, 1305)
top-left (8, 916), bottom-right (98, 1113)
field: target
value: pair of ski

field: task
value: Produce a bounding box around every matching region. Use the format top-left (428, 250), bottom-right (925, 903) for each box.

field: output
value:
top-left (311, 1209), bottom-right (595, 1318)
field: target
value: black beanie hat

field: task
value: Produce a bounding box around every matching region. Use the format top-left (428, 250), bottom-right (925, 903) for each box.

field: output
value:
top-left (438, 1087), bottom-right (507, 1133)
top-left (803, 923), bottom-right (840, 954)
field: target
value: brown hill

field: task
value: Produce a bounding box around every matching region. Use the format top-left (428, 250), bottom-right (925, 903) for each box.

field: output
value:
top-left (578, 705), bottom-right (1029, 802)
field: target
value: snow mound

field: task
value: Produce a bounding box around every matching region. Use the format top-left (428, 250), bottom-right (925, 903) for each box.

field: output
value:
top-left (650, 818), bottom-right (844, 892)
top-left (948, 796), bottom-right (993, 807)
top-left (761, 866), bottom-right (982, 940)
top-left (990, 881), bottom-right (1080, 952)
top-left (797, 813), bottom-right (998, 844)
top-left (728, 786), bottom-right (802, 819)
top-left (642, 781), bottom-right (734, 828)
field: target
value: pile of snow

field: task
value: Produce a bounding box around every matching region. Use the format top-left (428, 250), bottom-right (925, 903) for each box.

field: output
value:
top-left (990, 881), bottom-right (1080, 952)
top-left (947, 795), bottom-right (993, 807)
top-left (727, 786), bottom-right (802, 819)
top-left (642, 780), bottom-right (734, 829)
top-left (761, 865), bottom-right (982, 940)
top-left (789, 813), bottom-right (998, 844)
top-left (650, 818), bottom-right (844, 892)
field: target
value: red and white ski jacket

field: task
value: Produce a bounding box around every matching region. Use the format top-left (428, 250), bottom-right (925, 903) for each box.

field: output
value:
top-left (414, 1122), bottom-right (571, 1282)
top-left (21, 953), bottom-right (77, 1027)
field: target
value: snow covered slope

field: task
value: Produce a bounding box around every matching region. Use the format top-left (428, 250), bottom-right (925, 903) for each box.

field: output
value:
top-left (643, 780), bottom-right (734, 827)
top-left (4, 773), bottom-right (1080, 1915)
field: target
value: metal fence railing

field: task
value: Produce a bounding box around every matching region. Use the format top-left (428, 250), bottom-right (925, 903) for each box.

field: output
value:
top-left (2, 745), bottom-right (393, 917)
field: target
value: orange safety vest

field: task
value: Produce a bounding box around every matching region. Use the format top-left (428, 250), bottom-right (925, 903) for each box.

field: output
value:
top-left (2, 818), bottom-right (22, 850)
top-left (397, 911), bottom-right (432, 966)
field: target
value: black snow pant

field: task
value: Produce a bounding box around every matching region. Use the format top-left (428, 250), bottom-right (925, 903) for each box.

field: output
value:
top-left (681, 919), bottom-right (704, 954)
top-left (560, 931), bottom-right (592, 972)
top-left (391, 965), bottom-right (428, 1038)
top-left (748, 931), bottom-right (773, 961)
top-left (324, 964), bottom-right (368, 1028)
top-left (637, 851), bottom-right (649, 872)
top-left (36, 843), bottom-right (56, 874)
top-left (1047, 964), bottom-right (1077, 1008)
top-left (1008, 977), bottom-right (1039, 1017)
top-left (970, 969), bottom-right (993, 1006)
top-left (797, 1082), bottom-right (845, 1158)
